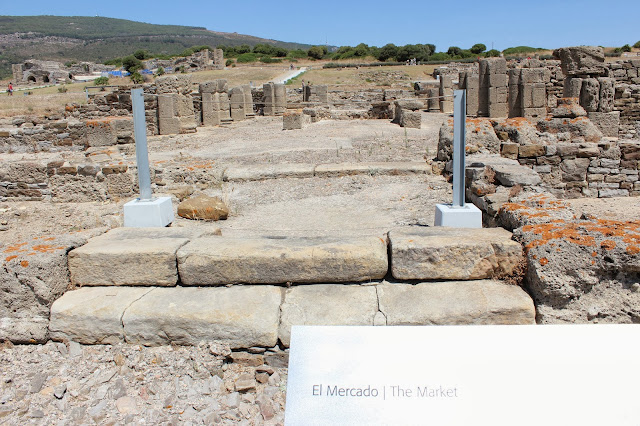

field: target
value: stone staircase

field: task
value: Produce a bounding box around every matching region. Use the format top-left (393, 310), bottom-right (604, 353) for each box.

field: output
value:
top-left (49, 226), bottom-right (535, 349)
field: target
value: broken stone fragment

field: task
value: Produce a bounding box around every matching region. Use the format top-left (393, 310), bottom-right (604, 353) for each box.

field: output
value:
top-left (177, 195), bottom-right (229, 221)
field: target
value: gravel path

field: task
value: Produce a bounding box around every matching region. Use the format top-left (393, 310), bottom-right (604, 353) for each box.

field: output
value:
top-left (0, 341), bottom-right (288, 425)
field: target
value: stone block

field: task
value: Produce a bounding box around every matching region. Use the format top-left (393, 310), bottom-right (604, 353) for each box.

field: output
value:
top-left (177, 236), bottom-right (388, 285)
top-left (489, 163), bottom-right (542, 186)
top-left (49, 287), bottom-right (151, 344)
top-left (501, 142), bottom-right (519, 159)
top-left (580, 78), bottom-right (600, 112)
top-left (553, 46), bottom-right (606, 76)
top-left (68, 228), bottom-right (202, 286)
top-left (279, 285), bottom-right (378, 347)
top-left (588, 111), bottom-right (620, 138)
top-left (377, 280), bottom-right (535, 325)
top-left (488, 73), bottom-right (508, 87)
top-left (597, 77), bottom-right (615, 113)
top-left (399, 110), bottom-right (421, 128)
top-left (283, 111), bottom-right (310, 130)
top-left (563, 77), bottom-right (583, 98)
top-left (483, 58), bottom-right (507, 75)
top-left (389, 227), bottom-right (522, 281)
top-left (85, 119), bottom-right (117, 147)
top-left (488, 102), bottom-right (508, 118)
top-left (123, 286), bottom-right (281, 348)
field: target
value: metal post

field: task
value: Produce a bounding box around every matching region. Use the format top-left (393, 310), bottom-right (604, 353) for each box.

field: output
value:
top-left (452, 90), bottom-right (467, 207)
top-left (131, 88), bottom-right (153, 201)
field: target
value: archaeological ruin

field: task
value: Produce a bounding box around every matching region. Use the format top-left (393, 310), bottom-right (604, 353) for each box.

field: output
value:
top-left (0, 42), bottom-right (639, 423)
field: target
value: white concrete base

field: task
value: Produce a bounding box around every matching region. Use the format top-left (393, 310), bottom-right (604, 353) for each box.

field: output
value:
top-left (124, 197), bottom-right (174, 228)
top-left (434, 203), bottom-right (482, 228)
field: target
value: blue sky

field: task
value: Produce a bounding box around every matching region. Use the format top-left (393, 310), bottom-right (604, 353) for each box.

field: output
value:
top-left (4, 0), bottom-right (639, 51)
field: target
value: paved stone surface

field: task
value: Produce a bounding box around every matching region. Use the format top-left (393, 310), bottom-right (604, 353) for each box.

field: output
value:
top-left (177, 236), bottom-right (388, 285)
top-left (278, 284), bottom-right (378, 347)
top-left (68, 228), bottom-right (203, 287)
top-left (122, 286), bottom-right (282, 349)
top-left (389, 227), bottom-right (522, 280)
top-left (378, 280), bottom-right (535, 325)
top-left (49, 287), bottom-right (152, 344)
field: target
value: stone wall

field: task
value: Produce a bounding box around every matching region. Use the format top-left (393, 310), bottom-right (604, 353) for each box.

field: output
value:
top-left (436, 108), bottom-right (640, 199)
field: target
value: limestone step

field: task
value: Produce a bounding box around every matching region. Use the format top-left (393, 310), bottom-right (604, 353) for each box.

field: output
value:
top-left (314, 162), bottom-right (431, 178)
top-left (389, 227), bottom-right (522, 281)
top-left (223, 163), bottom-right (315, 182)
top-left (68, 230), bottom-right (388, 286)
top-left (68, 227), bottom-right (212, 287)
top-left (221, 162), bottom-right (431, 182)
top-left (49, 281), bottom-right (535, 349)
top-left (177, 235), bottom-right (388, 285)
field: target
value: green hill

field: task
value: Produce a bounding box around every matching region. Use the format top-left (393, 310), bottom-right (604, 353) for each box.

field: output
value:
top-left (0, 15), bottom-right (312, 78)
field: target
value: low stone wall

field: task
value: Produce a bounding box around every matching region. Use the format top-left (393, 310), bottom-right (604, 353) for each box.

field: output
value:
top-left (436, 112), bottom-right (640, 199)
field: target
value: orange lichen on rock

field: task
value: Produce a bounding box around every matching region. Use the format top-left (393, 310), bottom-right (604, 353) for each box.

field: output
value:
top-left (539, 257), bottom-right (549, 265)
top-left (20, 260), bottom-right (29, 267)
top-left (5, 255), bottom-right (18, 262)
top-left (627, 245), bottom-right (640, 255)
top-left (600, 240), bottom-right (616, 250)
top-left (3, 242), bottom-right (28, 253)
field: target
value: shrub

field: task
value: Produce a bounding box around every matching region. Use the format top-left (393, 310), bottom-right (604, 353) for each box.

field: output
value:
top-left (57, 85), bottom-right (68, 93)
top-left (155, 67), bottom-right (165, 76)
top-left (225, 59), bottom-right (234, 67)
top-left (133, 49), bottom-right (149, 60)
top-left (260, 56), bottom-right (282, 64)
top-left (237, 53), bottom-right (258, 63)
top-left (485, 49), bottom-right (501, 57)
top-left (130, 71), bottom-right (144, 84)
top-left (287, 49), bottom-right (308, 59)
top-left (634, 41), bottom-right (640, 49)
top-left (621, 44), bottom-right (632, 52)
top-left (94, 76), bottom-right (109, 85)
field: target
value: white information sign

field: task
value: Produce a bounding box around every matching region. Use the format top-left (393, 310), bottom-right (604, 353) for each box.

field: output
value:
top-left (285, 325), bottom-right (640, 425)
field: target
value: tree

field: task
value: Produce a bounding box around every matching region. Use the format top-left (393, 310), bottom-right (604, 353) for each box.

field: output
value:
top-left (470, 43), bottom-right (486, 54)
top-left (485, 49), bottom-right (501, 57)
top-left (377, 43), bottom-right (398, 62)
top-left (634, 41), bottom-right (640, 49)
top-left (236, 44), bottom-right (251, 54)
top-left (354, 43), bottom-right (370, 57)
top-left (122, 55), bottom-right (143, 73)
top-left (133, 49), bottom-right (148, 60)
top-left (447, 46), bottom-right (462, 57)
top-left (308, 46), bottom-right (327, 59)
top-left (621, 44), bottom-right (632, 52)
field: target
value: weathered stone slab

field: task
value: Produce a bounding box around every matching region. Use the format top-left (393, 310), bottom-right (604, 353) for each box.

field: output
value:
top-left (378, 280), bottom-right (535, 325)
top-left (223, 163), bottom-right (316, 181)
top-left (314, 162), bottom-right (430, 177)
top-left (490, 163), bottom-right (542, 186)
top-left (177, 236), bottom-right (388, 285)
top-left (49, 287), bottom-right (152, 344)
top-left (389, 227), bottom-right (522, 280)
top-left (278, 284), bottom-right (378, 347)
top-left (68, 228), bottom-right (205, 286)
top-left (122, 286), bottom-right (281, 348)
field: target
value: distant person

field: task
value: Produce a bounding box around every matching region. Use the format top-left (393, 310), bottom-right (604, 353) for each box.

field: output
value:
top-left (7, 82), bottom-right (13, 96)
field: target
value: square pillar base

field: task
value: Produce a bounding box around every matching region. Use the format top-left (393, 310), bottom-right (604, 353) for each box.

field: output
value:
top-left (434, 203), bottom-right (482, 228)
top-left (124, 197), bottom-right (174, 228)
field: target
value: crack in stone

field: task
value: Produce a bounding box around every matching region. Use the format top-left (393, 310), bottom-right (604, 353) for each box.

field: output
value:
top-left (120, 288), bottom-right (155, 343)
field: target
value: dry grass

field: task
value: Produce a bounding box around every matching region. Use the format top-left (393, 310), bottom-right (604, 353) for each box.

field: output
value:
top-left (187, 66), bottom-right (286, 86)
top-left (298, 65), bottom-right (437, 89)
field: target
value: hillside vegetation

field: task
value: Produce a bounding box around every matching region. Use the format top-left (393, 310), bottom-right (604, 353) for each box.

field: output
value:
top-left (0, 15), bottom-right (311, 78)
